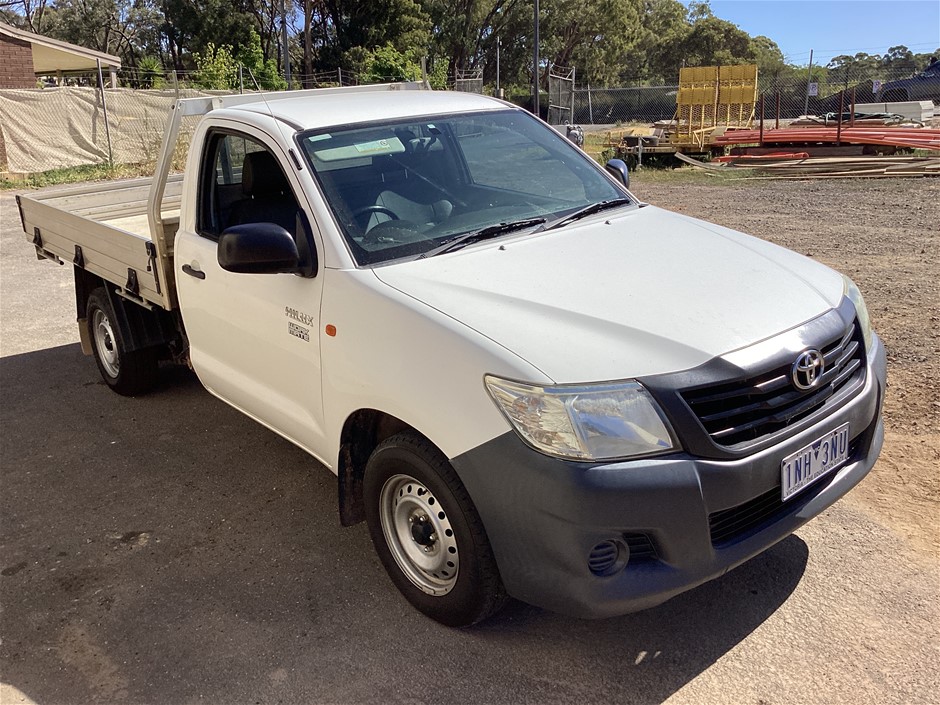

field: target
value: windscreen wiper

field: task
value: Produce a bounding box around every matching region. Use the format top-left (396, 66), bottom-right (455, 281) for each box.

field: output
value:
top-left (418, 218), bottom-right (547, 259)
top-left (537, 198), bottom-right (633, 232)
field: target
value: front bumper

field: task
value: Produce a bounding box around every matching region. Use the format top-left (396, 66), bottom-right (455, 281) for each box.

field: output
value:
top-left (450, 334), bottom-right (886, 618)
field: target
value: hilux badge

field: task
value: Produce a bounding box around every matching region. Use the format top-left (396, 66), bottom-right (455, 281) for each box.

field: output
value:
top-left (792, 349), bottom-right (824, 390)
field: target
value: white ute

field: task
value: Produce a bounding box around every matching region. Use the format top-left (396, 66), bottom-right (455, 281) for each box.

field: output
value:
top-left (18, 84), bottom-right (886, 626)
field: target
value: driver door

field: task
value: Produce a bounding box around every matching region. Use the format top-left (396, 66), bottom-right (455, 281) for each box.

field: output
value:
top-left (175, 127), bottom-right (326, 455)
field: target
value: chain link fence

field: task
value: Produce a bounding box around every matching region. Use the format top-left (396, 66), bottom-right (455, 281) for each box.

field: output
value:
top-left (3, 64), bottom-right (937, 174)
top-left (572, 66), bottom-right (939, 127)
top-left (0, 84), bottom-right (235, 174)
top-left (573, 84), bottom-right (678, 125)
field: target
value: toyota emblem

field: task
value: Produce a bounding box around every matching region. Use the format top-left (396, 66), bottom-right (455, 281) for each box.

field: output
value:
top-left (792, 349), bottom-right (824, 390)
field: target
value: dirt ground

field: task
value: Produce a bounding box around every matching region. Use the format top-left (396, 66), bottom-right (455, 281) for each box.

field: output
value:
top-left (2, 177), bottom-right (938, 705)
top-left (631, 173), bottom-right (940, 558)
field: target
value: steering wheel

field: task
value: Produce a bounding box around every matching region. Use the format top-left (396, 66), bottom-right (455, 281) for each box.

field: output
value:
top-left (353, 205), bottom-right (399, 226)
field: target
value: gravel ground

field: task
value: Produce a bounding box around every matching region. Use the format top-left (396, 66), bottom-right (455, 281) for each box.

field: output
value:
top-left (1, 176), bottom-right (938, 705)
top-left (631, 174), bottom-right (940, 557)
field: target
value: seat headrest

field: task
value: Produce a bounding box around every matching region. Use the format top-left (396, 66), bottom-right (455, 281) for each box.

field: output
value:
top-left (242, 150), bottom-right (290, 197)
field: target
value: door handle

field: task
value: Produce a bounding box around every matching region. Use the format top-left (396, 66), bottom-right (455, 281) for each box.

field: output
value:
top-left (182, 264), bottom-right (206, 280)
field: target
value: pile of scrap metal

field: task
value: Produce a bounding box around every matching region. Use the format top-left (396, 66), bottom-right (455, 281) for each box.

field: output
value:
top-left (789, 112), bottom-right (926, 128)
top-left (676, 152), bottom-right (940, 179)
top-left (603, 126), bottom-right (666, 148)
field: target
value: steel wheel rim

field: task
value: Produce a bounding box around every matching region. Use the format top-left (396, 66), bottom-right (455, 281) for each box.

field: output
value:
top-left (379, 474), bottom-right (459, 596)
top-left (93, 308), bottom-right (120, 378)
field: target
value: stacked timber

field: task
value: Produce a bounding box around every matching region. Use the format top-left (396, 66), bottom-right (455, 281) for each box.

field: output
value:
top-left (675, 153), bottom-right (940, 179)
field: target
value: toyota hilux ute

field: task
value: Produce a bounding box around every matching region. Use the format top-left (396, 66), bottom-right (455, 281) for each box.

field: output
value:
top-left (17, 83), bottom-right (886, 626)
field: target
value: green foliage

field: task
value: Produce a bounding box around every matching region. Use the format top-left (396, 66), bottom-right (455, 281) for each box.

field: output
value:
top-left (680, 14), bottom-right (756, 71)
top-left (193, 42), bottom-right (240, 90)
top-left (543, 0), bottom-right (644, 86)
top-left (0, 162), bottom-right (151, 190)
top-left (750, 36), bottom-right (786, 79)
top-left (137, 56), bottom-right (166, 89)
top-left (236, 28), bottom-right (287, 90)
top-left (428, 60), bottom-right (449, 90)
top-left (823, 47), bottom-right (939, 87)
top-left (309, 0), bottom-right (431, 71)
top-left (347, 44), bottom-right (422, 83)
top-left (6, 0), bottom-right (938, 101)
top-left (160, 0), bottom-right (255, 62)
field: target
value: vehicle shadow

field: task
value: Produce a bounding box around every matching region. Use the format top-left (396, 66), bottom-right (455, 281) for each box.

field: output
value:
top-left (1, 344), bottom-right (808, 705)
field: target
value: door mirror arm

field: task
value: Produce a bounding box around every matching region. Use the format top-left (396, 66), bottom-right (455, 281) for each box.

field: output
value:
top-left (294, 211), bottom-right (319, 278)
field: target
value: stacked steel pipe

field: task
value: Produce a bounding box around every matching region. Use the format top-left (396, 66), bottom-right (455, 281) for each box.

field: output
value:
top-left (714, 127), bottom-right (940, 152)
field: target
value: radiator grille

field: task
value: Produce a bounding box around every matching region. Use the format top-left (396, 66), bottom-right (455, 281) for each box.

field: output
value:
top-left (682, 322), bottom-right (866, 447)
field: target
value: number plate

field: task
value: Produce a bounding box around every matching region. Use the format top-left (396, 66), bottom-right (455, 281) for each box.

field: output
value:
top-left (781, 423), bottom-right (850, 501)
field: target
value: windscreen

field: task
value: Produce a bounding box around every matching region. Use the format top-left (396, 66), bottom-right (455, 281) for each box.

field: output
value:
top-left (298, 109), bottom-right (630, 265)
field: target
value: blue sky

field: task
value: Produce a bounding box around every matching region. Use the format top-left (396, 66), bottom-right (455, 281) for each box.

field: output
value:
top-left (700, 0), bottom-right (940, 66)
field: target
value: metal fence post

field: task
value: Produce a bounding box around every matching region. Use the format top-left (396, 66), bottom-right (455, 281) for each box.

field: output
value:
top-left (759, 93), bottom-right (765, 147)
top-left (836, 90), bottom-right (844, 146)
top-left (96, 58), bottom-right (114, 166)
top-left (571, 66), bottom-right (575, 122)
top-left (803, 49), bottom-right (814, 117)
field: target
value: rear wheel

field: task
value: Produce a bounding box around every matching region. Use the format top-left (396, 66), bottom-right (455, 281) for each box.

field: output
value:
top-left (87, 288), bottom-right (158, 396)
top-left (364, 432), bottom-right (507, 627)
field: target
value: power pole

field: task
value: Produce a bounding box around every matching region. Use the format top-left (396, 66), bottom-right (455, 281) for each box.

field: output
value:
top-left (281, 0), bottom-right (291, 86)
top-left (496, 36), bottom-right (500, 96)
top-left (533, 0), bottom-right (539, 116)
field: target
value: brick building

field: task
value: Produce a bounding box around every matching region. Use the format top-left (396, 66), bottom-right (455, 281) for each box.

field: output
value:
top-left (0, 22), bottom-right (121, 173)
top-left (0, 22), bottom-right (121, 87)
top-left (0, 30), bottom-right (34, 89)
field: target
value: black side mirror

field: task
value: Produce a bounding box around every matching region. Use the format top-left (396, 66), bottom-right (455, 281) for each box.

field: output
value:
top-left (605, 159), bottom-right (630, 189)
top-left (218, 223), bottom-right (300, 274)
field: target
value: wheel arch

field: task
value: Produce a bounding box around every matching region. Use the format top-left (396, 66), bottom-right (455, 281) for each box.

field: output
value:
top-left (338, 408), bottom-right (433, 526)
top-left (75, 267), bottom-right (178, 355)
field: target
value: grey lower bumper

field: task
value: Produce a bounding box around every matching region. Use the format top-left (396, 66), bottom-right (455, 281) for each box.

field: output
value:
top-left (451, 335), bottom-right (886, 619)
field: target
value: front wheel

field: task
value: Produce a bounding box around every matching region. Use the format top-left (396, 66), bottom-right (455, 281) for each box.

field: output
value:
top-left (86, 288), bottom-right (158, 396)
top-left (363, 432), bottom-right (507, 627)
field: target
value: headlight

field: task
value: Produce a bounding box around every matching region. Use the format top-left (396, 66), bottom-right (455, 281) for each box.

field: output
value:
top-left (843, 276), bottom-right (873, 351)
top-left (484, 376), bottom-right (677, 461)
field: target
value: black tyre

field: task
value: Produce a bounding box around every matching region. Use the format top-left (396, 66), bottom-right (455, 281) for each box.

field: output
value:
top-left (363, 432), bottom-right (508, 627)
top-left (86, 288), bottom-right (158, 396)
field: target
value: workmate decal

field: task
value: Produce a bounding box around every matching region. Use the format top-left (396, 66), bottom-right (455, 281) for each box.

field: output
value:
top-left (288, 322), bottom-right (310, 342)
top-left (285, 306), bottom-right (315, 326)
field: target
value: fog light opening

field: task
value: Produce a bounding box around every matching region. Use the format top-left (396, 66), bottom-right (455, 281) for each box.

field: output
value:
top-left (588, 539), bottom-right (630, 576)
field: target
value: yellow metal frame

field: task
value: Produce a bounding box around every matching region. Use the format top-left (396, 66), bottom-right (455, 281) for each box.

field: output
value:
top-left (672, 64), bottom-right (757, 149)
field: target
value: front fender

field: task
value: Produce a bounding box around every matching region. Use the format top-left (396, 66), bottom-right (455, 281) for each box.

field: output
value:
top-left (319, 268), bottom-right (547, 472)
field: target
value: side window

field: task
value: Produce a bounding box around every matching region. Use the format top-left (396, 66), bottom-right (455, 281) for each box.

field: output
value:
top-left (199, 132), bottom-right (301, 238)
